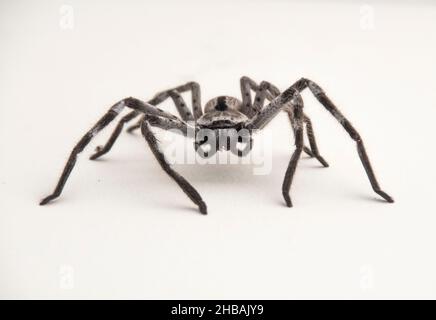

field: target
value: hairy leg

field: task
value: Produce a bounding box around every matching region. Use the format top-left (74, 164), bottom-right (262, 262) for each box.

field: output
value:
top-left (126, 119), bottom-right (142, 133)
top-left (151, 82), bottom-right (203, 120)
top-left (292, 78), bottom-right (393, 202)
top-left (40, 97), bottom-right (178, 205)
top-left (91, 82), bottom-right (202, 160)
top-left (128, 81), bottom-right (202, 133)
top-left (302, 115), bottom-right (329, 167)
top-left (240, 76), bottom-right (277, 117)
top-left (282, 104), bottom-right (304, 207)
top-left (242, 77), bottom-right (327, 164)
top-left (140, 118), bottom-right (207, 214)
top-left (247, 87), bottom-right (305, 206)
top-left (89, 110), bottom-right (139, 160)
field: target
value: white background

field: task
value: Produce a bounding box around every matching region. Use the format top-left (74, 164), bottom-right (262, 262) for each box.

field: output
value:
top-left (1, 0), bottom-right (436, 299)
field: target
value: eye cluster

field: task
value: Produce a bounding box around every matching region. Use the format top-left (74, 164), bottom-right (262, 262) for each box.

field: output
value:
top-left (194, 128), bottom-right (253, 158)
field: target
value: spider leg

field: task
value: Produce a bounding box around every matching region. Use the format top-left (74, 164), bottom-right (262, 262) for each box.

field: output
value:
top-left (151, 81), bottom-right (202, 119)
top-left (90, 82), bottom-right (201, 160)
top-left (241, 76), bottom-right (326, 163)
top-left (89, 110), bottom-right (139, 160)
top-left (90, 91), bottom-right (194, 160)
top-left (251, 81), bottom-right (280, 113)
top-left (288, 114), bottom-right (312, 157)
top-left (140, 117), bottom-right (207, 214)
top-left (288, 111), bottom-right (329, 167)
top-left (146, 113), bottom-right (193, 136)
top-left (128, 81), bottom-right (202, 133)
top-left (282, 104), bottom-right (304, 207)
top-left (303, 115), bottom-right (329, 167)
top-left (40, 97), bottom-right (176, 205)
top-left (293, 78), bottom-right (393, 203)
top-left (247, 88), bottom-right (304, 207)
top-left (252, 80), bottom-right (327, 165)
top-left (126, 120), bottom-right (142, 133)
top-left (240, 76), bottom-right (276, 117)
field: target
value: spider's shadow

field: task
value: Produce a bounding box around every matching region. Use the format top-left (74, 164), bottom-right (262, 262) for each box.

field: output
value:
top-left (169, 152), bottom-right (327, 186)
top-left (173, 162), bottom-right (258, 185)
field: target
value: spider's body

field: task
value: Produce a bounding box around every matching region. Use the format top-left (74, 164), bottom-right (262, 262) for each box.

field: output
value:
top-left (196, 96), bottom-right (252, 157)
top-left (40, 76), bottom-right (394, 214)
top-left (198, 96), bottom-right (247, 128)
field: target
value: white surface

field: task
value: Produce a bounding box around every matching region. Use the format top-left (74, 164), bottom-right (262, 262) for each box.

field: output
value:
top-left (1, 0), bottom-right (436, 299)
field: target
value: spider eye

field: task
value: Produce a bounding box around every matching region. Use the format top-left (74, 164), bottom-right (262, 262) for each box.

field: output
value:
top-left (194, 141), bottom-right (217, 158)
top-left (202, 143), bottom-right (211, 153)
top-left (236, 141), bottom-right (248, 150)
top-left (231, 137), bottom-right (253, 157)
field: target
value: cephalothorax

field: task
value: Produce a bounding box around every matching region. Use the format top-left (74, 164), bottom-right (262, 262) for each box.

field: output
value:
top-left (40, 77), bottom-right (394, 214)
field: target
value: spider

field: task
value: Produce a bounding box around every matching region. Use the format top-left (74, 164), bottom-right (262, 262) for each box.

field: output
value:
top-left (40, 76), bottom-right (394, 214)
